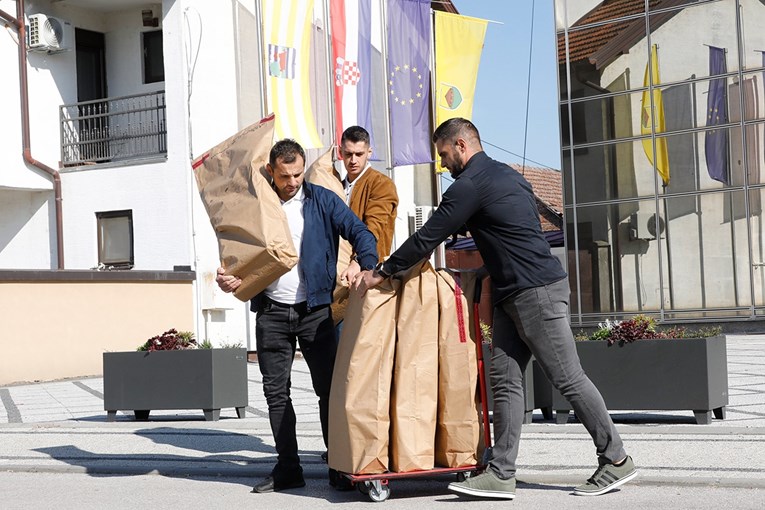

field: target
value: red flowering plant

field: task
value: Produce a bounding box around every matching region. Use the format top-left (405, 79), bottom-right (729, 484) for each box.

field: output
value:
top-left (137, 329), bottom-right (197, 351)
top-left (579, 315), bottom-right (720, 346)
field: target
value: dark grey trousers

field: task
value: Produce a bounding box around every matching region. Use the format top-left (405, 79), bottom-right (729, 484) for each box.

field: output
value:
top-left (488, 277), bottom-right (626, 478)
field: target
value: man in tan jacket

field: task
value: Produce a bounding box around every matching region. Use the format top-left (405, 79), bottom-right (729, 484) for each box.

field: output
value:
top-left (326, 125), bottom-right (398, 490)
top-left (337, 125), bottom-right (398, 279)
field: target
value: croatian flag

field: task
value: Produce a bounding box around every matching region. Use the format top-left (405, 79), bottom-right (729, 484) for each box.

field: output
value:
top-left (331, 0), bottom-right (375, 155)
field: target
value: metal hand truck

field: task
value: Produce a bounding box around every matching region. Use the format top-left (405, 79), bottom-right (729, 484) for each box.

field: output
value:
top-left (338, 272), bottom-right (492, 502)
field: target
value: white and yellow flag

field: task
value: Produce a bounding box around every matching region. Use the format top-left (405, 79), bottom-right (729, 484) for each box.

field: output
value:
top-left (262, 0), bottom-right (322, 148)
top-left (640, 44), bottom-right (670, 186)
top-left (434, 11), bottom-right (487, 172)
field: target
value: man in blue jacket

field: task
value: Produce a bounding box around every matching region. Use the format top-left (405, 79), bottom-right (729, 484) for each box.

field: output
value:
top-left (216, 139), bottom-right (378, 494)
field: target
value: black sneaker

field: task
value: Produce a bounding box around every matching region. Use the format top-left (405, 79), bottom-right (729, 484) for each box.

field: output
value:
top-left (251, 475), bottom-right (306, 494)
top-left (574, 455), bottom-right (637, 496)
top-left (321, 451), bottom-right (328, 463)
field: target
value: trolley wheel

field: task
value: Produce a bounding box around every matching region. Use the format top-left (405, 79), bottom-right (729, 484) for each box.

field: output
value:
top-left (456, 471), bottom-right (474, 482)
top-left (357, 481), bottom-right (370, 495)
top-left (365, 480), bottom-right (390, 502)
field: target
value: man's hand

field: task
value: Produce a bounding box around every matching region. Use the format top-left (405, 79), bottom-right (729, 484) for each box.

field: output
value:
top-left (352, 269), bottom-right (385, 296)
top-left (340, 259), bottom-right (361, 286)
top-left (215, 267), bottom-right (242, 293)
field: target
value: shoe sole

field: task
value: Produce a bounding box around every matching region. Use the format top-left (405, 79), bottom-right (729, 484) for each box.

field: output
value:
top-left (573, 469), bottom-right (638, 496)
top-left (448, 483), bottom-right (516, 500)
top-left (252, 481), bottom-right (306, 494)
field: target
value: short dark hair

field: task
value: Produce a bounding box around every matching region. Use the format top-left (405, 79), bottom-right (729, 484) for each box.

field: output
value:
top-left (269, 139), bottom-right (306, 167)
top-left (432, 117), bottom-right (481, 145)
top-left (341, 125), bottom-right (371, 146)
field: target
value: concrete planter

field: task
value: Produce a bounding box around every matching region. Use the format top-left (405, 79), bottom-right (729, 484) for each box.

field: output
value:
top-left (103, 348), bottom-right (248, 421)
top-left (534, 335), bottom-right (728, 425)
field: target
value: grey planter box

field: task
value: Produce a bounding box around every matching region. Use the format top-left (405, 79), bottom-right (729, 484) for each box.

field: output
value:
top-left (103, 348), bottom-right (248, 421)
top-left (534, 336), bottom-right (728, 425)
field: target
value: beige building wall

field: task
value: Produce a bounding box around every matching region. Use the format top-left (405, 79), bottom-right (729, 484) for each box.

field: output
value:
top-left (0, 281), bottom-right (194, 385)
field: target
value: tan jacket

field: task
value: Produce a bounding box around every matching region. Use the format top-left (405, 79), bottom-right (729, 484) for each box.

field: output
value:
top-left (348, 168), bottom-right (398, 260)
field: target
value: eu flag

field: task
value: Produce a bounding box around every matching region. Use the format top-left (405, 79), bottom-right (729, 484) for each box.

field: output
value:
top-left (387, 0), bottom-right (432, 166)
top-left (705, 46), bottom-right (729, 185)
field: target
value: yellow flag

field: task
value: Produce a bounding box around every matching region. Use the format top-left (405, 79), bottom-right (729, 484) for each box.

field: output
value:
top-left (262, 0), bottom-right (322, 149)
top-left (640, 44), bottom-right (670, 186)
top-left (434, 12), bottom-right (488, 172)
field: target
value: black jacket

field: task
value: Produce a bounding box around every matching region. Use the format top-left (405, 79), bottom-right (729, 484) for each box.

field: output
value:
top-left (382, 151), bottom-right (566, 304)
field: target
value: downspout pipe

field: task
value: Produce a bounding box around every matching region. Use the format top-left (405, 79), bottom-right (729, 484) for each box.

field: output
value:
top-left (5, 0), bottom-right (65, 269)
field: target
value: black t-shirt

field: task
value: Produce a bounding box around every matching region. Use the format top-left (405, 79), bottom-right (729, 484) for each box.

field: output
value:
top-left (384, 151), bottom-right (567, 304)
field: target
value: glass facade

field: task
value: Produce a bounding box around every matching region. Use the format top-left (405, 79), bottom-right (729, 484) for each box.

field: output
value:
top-left (556, 0), bottom-right (765, 324)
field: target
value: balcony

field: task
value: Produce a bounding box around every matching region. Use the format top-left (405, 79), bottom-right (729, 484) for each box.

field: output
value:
top-left (60, 91), bottom-right (166, 167)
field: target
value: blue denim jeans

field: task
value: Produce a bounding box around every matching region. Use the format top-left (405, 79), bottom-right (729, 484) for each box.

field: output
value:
top-left (255, 298), bottom-right (336, 479)
top-left (489, 278), bottom-right (626, 479)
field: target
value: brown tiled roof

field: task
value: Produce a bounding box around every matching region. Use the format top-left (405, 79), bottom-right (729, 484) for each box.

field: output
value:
top-left (511, 164), bottom-right (562, 212)
top-left (432, 0), bottom-right (458, 14)
top-left (559, 0), bottom-right (681, 69)
top-left (510, 164), bottom-right (563, 232)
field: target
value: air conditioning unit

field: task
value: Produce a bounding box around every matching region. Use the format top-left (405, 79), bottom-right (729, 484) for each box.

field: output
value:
top-left (413, 206), bottom-right (434, 231)
top-left (629, 211), bottom-right (665, 240)
top-left (27, 14), bottom-right (71, 53)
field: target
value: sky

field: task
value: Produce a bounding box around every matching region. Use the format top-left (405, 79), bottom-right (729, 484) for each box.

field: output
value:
top-left (449, 0), bottom-right (561, 171)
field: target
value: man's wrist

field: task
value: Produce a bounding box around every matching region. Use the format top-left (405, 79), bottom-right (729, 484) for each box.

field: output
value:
top-left (374, 262), bottom-right (391, 279)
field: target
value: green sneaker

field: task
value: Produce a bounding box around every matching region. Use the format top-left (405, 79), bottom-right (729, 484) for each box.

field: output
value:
top-left (448, 470), bottom-right (516, 499)
top-left (574, 455), bottom-right (637, 496)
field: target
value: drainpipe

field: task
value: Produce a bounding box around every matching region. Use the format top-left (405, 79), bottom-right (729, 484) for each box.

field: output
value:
top-left (3, 0), bottom-right (65, 269)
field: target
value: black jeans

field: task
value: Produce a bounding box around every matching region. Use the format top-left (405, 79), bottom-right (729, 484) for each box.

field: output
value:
top-left (255, 298), bottom-right (336, 479)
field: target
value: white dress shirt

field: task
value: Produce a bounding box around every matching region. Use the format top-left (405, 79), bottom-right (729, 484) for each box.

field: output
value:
top-left (264, 186), bottom-right (306, 304)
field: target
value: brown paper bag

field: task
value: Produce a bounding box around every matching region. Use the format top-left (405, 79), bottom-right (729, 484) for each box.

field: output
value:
top-left (192, 115), bottom-right (298, 302)
top-left (390, 260), bottom-right (439, 472)
top-left (304, 149), bottom-right (353, 324)
top-left (434, 269), bottom-right (481, 467)
top-left (328, 279), bottom-right (400, 474)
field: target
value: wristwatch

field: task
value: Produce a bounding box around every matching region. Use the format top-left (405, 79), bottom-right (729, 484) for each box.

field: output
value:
top-left (374, 261), bottom-right (391, 279)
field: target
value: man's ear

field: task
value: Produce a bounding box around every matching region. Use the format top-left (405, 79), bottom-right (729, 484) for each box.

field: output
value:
top-left (266, 163), bottom-right (274, 178)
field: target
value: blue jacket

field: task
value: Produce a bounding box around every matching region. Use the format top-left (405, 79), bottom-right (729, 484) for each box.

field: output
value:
top-left (251, 182), bottom-right (378, 311)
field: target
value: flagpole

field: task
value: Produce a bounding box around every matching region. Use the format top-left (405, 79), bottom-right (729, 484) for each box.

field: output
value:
top-left (379, 0), bottom-right (397, 249)
top-left (661, 184), bottom-right (674, 310)
top-left (647, 42), bottom-right (668, 317)
top-left (255, 0), bottom-right (268, 116)
top-left (690, 76), bottom-right (707, 308)
top-left (323, 0), bottom-right (337, 151)
top-left (429, 6), bottom-right (445, 269)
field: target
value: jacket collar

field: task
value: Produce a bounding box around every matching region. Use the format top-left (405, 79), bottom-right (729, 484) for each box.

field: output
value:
top-left (456, 151), bottom-right (490, 179)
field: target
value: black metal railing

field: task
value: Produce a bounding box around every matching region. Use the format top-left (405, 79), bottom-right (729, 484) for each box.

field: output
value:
top-left (60, 91), bottom-right (166, 166)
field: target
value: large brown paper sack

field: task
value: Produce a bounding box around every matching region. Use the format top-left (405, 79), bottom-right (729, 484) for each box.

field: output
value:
top-left (192, 115), bottom-right (298, 302)
top-left (434, 269), bottom-right (481, 467)
top-left (328, 279), bottom-right (399, 474)
top-left (457, 271), bottom-right (488, 462)
top-left (390, 260), bottom-right (439, 472)
top-left (304, 149), bottom-right (353, 324)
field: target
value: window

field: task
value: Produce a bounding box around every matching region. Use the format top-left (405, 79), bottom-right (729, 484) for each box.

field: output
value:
top-left (96, 210), bottom-right (134, 268)
top-left (142, 30), bottom-right (164, 84)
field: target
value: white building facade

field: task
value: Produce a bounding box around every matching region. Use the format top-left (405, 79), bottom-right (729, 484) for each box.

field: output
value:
top-left (0, 0), bottom-right (445, 383)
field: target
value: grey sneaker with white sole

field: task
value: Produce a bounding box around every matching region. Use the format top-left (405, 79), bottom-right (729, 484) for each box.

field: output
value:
top-left (448, 470), bottom-right (516, 499)
top-left (574, 455), bottom-right (637, 496)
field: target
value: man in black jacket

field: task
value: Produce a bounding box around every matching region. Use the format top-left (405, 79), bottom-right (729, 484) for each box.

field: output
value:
top-left (353, 118), bottom-right (636, 499)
